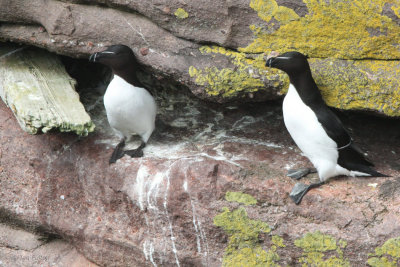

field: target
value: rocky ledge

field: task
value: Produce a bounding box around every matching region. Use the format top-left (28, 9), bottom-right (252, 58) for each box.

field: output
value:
top-left (1, 75), bottom-right (399, 265)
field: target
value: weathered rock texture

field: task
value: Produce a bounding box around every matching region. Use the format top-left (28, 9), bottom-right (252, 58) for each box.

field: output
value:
top-left (0, 0), bottom-right (399, 115)
top-left (0, 223), bottom-right (98, 267)
top-left (1, 77), bottom-right (400, 266)
top-left (0, 44), bottom-right (94, 135)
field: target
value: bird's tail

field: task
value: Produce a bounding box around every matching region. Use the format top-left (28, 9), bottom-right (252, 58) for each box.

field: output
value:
top-left (365, 168), bottom-right (389, 177)
top-left (352, 164), bottom-right (390, 177)
top-left (338, 144), bottom-right (389, 177)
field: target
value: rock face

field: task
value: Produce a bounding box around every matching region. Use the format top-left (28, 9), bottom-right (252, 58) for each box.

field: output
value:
top-left (1, 1), bottom-right (400, 266)
top-left (0, 223), bottom-right (98, 266)
top-left (1, 75), bottom-right (400, 266)
top-left (0, 0), bottom-right (400, 115)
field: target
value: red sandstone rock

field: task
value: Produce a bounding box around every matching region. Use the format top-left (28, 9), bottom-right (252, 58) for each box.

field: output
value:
top-left (1, 86), bottom-right (399, 266)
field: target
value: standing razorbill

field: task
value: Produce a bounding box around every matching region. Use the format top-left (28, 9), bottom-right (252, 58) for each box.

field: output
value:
top-left (265, 51), bottom-right (387, 204)
top-left (89, 45), bottom-right (156, 164)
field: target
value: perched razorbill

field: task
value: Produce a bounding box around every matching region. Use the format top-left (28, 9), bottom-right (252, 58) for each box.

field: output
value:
top-left (266, 51), bottom-right (387, 204)
top-left (89, 45), bottom-right (156, 164)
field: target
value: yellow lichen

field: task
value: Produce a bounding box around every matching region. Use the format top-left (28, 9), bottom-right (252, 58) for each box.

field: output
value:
top-left (213, 211), bottom-right (400, 266)
top-left (392, 4), bottom-right (400, 18)
top-left (225, 191), bottom-right (258, 206)
top-left (174, 8), bottom-right (189, 19)
top-left (250, 0), bottom-right (300, 25)
top-left (310, 58), bottom-right (400, 117)
top-left (294, 231), bottom-right (350, 266)
top-left (214, 207), bottom-right (280, 267)
top-left (271, 235), bottom-right (286, 248)
top-left (189, 46), bottom-right (287, 98)
top-left (189, 65), bottom-right (265, 97)
top-left (367, 237), bottom-right (400, 267)
top-left (188, 0), bottom-right (400, 116)
top-left (242, 0), bottom-right (400, 59)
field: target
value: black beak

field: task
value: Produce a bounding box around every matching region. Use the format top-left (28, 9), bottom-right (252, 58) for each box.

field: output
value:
top-left (89, 52), bottom-right (98, 62)
top-left (265, 57), bottom-right (275, 68)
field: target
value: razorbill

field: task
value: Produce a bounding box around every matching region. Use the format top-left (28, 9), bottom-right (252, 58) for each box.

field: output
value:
top-left (265, 51), bottom-right (387, 204)
top-left (89, 45), bottom-right (156, 164)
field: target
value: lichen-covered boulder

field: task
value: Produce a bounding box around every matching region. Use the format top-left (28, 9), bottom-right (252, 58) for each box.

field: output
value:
top-left (0, 0), bottom-right (399, 115)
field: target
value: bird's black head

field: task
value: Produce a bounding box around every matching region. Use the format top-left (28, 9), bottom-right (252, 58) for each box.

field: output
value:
top-left (89, 44), bottom-right (144, 87)
top-left (265, 51), bottom-right (310, 76)
top-left (89, 44), bottom-right (138, 71)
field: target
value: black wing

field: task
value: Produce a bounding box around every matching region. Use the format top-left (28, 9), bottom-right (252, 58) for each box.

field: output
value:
top-left (312, 105), bottom-right (381, 171)
top-left (312, 105), bottom-right (351, 148)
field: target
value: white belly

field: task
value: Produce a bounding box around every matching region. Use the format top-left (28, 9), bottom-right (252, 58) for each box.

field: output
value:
top-left (283, 84), bottom-right (341, 181)
top-left (104, 75), bottom-right (156, 142)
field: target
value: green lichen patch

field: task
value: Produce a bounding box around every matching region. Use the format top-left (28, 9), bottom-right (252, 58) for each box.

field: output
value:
top-left (214, 207), bottom-right (281, 266)
top-left (271, 235), bottom-right (286, 248)
top-left (0, 45), bottom-right (94, 135)
top-left (188, 0), bottom-right (400, 115)
top-left (294, 231), bottom-right (350, 266)
top-left (174, 8), bottom-right (189, 19)
top-left (243, 0), bottom-right (400, 60)
top-left (225, 191), bottom-right (257, 206)
top-left (367, 237), bottom-right (400, 266)
top-left (189, 66), bottom-right (265, 98)
top-left (310, 58), bottom-right (400, 117)
top-left (189, 46), bottom-right (287, 99)
top-left (250, 0), bottom-right (300, 25)
top-left (392, 5), bottom-right (400, 18)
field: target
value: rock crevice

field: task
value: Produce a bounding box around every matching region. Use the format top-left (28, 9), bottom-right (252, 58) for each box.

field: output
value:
top-left (1, 0), bottom-right (400, 113)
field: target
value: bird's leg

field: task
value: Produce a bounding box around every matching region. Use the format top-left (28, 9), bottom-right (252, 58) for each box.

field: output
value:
top-left (109, 139), bottom-right (126, 164)
top-left (287, 167), bottom-right (317, 180)
top-left (124, 141), bottom-right (146, 158)
top-left (289, 181), bottom-right (324, 205)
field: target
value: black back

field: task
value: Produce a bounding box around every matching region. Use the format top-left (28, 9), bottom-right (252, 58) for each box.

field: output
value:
top-left (266, 51), bottom-right (381, 174)
top-left (267, 52), bottom-right (351, 147)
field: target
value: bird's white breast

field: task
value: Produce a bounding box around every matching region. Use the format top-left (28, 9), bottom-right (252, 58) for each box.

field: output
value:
top-left (283, 84), bottom-right (339, 180)
top-left (104, 75), bottom-right (156, 141)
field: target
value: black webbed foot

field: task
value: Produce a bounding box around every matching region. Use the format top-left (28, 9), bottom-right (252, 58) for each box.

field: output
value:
top-left (289, 182), bottom-right (323, 205)
top-left (124, 149), bottom-right (144, 158)
top-left (287, 167), bottom-right (317, 180)
top-left (109, 139), bottom-right (126, 164)
top-left (124, 141), bottom-right (146, 158)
